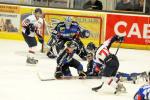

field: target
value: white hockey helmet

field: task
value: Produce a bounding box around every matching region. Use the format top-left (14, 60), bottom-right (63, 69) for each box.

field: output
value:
top-left (64, 16), bottom-right (72, 29)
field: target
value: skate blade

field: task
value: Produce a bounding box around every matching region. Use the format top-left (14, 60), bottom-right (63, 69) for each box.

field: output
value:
top-left (26, 62), bottom-right (37, 66)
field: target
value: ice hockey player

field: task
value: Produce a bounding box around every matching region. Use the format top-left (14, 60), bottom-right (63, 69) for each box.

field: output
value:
top-left (22, 8), bottom-right (45, 64)
top-left (91, 34), bottom-right (126, 94)
top-left (85, 42), bottom-right (148, 83)
top-left (47, 16), bottom-right (90, 60)
top-left (54, 41), bottom-right (86, 79)
top-left (116, 71), bottom-right (149, 84)
top-left (134, 72), bottom-right (150, 100)
top-left (86, 52), bottom-right (96, 76)
top-left (86, 42), bottom-right (97, 54)
top-left (86, 43), bottom-right (148, 83)
top-left (85, 42), bottom-right (97, 76)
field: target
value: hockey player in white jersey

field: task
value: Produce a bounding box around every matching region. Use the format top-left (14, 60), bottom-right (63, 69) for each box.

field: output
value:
top-left (22, 8), bottom-right (44, 64)
top-left (134, 72), bottom-right (150, 100)
top-left (92, 34), bottom-right (126, 94)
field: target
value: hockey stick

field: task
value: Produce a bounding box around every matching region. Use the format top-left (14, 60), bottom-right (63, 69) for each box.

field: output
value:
top-left (39, 77), bottom-right (101, 81)
top-left (92, 42), bottom-right (122, 92)
top-left (92, 82), bottom-right (104, 92)
top-left (41, 19), bottom-right (45, 53)
top-left (37, 72), bottom-right (101, 81)
top-left (115, 42), bottom-right (122, 56)
top-left (37, 72), bottom-right (56, 81)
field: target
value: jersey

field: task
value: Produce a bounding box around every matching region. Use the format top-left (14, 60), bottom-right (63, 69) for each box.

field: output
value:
top-left (53, 21), bottom-right (81, 40)
top-left (134, 84), bottom-right (150, 100)
top-left (94, 37), bottom-right (112, 64)
top-left (94, 35), bottom-right (121, 64)
top-left (22, 15), bottom-right (43, 37)
top-left (86, 60), bottom-right (94, 76)
top-left (57, 48), bottom-right (75, 66)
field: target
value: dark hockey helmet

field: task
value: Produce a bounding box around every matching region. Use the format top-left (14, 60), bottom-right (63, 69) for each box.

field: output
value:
top-left (86, 42), bottom-right (96, 51)
top-left (80, 30), bottom-right (90, 38)
top-left (66, 41), bottom-right (77, 50)
top-left (34, 8), bottom-right (42, 14)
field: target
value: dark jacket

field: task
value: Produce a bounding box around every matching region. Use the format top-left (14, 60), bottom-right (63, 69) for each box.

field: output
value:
top-left (116, 1), bottom-right (133, 11)
top-left (83, 0), bottom-right (103, 10)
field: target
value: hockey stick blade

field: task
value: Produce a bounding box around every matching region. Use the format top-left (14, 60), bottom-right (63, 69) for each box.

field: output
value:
top-left (37, 72), bottom-right (56, 81)
top-left (92, 82), bottom-right (104, 92)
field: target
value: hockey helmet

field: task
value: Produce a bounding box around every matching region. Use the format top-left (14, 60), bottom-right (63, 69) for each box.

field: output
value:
top-left (80, 30), bottom-right (90, 38)
top-left (34, 8), bottom-right (42, 14)
top-left (65, 16), bottom-right (72, 22)
top-left (66, 41), bottom-right (77, 50)
top-left (86, 42), bottom-right (96, 51)
top-left (64, 16), bottom-right (72, 29)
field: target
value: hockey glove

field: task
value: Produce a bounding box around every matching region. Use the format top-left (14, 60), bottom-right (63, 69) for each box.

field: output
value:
top-left (79, 71), bottom-right (87, 79)
top-left (25, 23), bottom-right (35, 35)
top-left (80, 30), bottom-right (90, 38)
top-left (28, 23), bottom-right (35, 32)
top-left (118, 36), bottom-right (124, 43)
top-left (54, 67), bottom-right (63, 79)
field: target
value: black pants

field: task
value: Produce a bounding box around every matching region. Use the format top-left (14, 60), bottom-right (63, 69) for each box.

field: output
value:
top-left (101, 54), bottom-right (119, 77)
top-left (22, 33), bottom-right (37, 47)
top-left (22, 33), bottom-right (44, 47)
top-left (61, 58), bottom-right (83, 76)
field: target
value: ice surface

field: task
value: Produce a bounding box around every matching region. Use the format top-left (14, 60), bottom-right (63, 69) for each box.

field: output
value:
top-left (0, 39), bottom-right (150, 100)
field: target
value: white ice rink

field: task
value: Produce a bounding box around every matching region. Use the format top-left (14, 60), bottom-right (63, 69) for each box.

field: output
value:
top-left (0, 39), bottom-right (150, 100)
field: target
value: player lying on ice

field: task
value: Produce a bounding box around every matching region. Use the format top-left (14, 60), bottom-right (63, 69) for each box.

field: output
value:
top-left (54, 41), bottom-right (87, 79)
top-left (134, 72), bottom-right (150, 100)
top-left (90, 34), bottom-right (127, 94)
top-left (116, 71), bottom-right (149, 84)
top-left (47, 16), bottom-right (90, 60)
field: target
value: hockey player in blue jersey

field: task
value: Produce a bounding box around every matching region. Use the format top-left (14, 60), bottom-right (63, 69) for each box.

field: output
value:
top-left (116, 71), bottom-right (148, 84)
top-left (134, 72), bottom-right (150, 100)
top-left (85, 42), bottom-right (97, 76)
top-left (47, 16), bottom-right (90, 60)
top-left (54, 41), bottom-right (86, 79)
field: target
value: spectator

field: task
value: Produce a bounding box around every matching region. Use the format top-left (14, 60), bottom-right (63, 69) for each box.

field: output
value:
top-left (134, 0), bottom-right (144, 12)
top-left (4, 19), bottom-right (18, 32)
top-left (116, 0), bottom-right (133, 11)
top-left (134, 0), bottom-right (149, 13)
top-left (83, 0), bottom-right (103, 10)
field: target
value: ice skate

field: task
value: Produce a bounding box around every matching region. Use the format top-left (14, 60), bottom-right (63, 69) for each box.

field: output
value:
top-left (47, 51), bottom-right (57, 59)
top-left (26, 57), bottom-right (38, 64)
top-left (140, 72), bottom-right (148, 82)
top-left (114, 83), bottom-right (126, 94)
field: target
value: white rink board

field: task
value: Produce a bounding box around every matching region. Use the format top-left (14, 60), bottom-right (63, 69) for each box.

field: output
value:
top-left (0, 39), bottom-right (150, 100)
